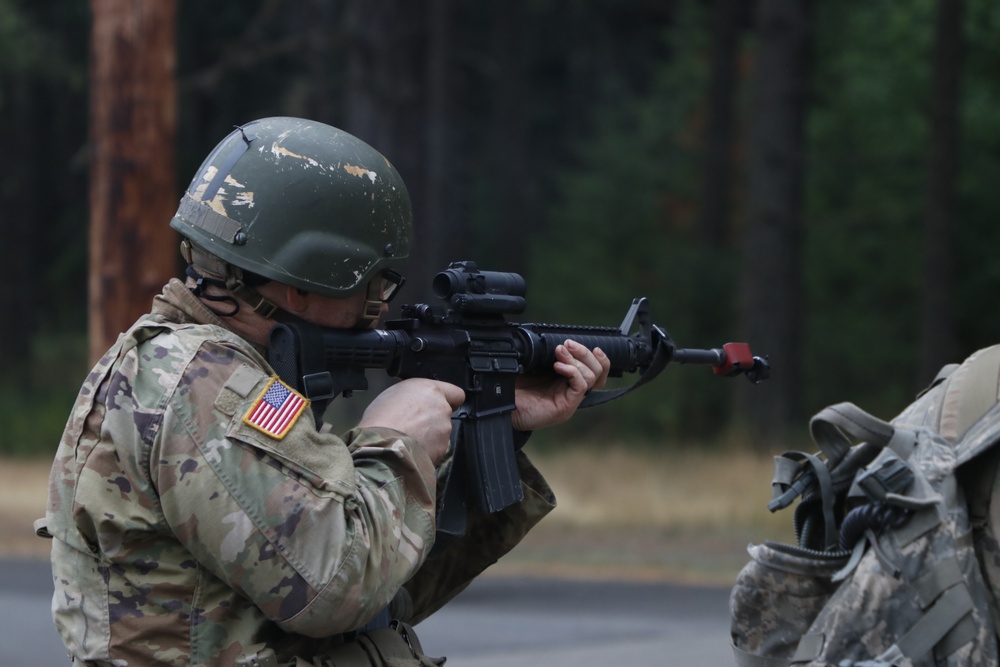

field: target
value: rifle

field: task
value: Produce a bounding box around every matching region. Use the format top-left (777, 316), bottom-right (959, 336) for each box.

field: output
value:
top-left (267, 261), bottom-right (769, 540)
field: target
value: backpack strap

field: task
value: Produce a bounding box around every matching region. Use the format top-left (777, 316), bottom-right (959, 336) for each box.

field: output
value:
top-left (771, 404), bottom-right (907, 551)
top-left (810, 402), bottom-right (914, 461)
top-left (953, 401), bottom-right (1000, 645)
top-left (870, 582), bottom-right (978, 666)
top-left (769, 404), bottom-right (897, 518)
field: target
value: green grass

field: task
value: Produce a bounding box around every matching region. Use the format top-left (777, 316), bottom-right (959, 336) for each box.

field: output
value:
top-left (0, 331), bottom-right (87, 458)
top-left (0, 386), bottom-right (74, 457)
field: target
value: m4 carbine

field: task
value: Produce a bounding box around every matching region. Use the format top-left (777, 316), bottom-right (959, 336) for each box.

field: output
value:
top-left (267, 261), bottom-right (768, 540)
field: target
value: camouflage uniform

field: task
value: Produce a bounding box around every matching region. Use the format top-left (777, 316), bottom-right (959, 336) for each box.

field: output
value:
top-left (45, 278), bottom-right (556, 666)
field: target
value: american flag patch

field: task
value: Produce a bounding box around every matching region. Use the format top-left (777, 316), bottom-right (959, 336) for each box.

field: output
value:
top-left (243, 377), bottom-right (309, 439)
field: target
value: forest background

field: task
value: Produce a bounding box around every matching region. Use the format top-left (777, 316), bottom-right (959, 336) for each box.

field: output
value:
top-left (1, 0), bottom-right (998, 459)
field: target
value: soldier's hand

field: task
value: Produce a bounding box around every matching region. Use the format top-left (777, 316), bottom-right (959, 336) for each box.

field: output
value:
top-left (512, 340), bottom-right (610, 432)
top-left (358, 379), bottom-right (465, 464)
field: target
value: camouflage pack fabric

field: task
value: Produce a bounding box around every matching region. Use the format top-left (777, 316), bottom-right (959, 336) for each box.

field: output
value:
top-left (891, 344), bottom-right (1000, 646)
top-left (730, 401), bottom-right (999, 666)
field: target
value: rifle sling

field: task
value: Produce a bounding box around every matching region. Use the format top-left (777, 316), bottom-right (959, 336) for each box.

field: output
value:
top-left (577, 336), bottom-right (671, 409)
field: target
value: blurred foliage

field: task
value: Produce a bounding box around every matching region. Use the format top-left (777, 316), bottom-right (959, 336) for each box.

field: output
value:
top-left (803, 0), bottom-right (1000, 418)
top-left (530, 0), bottom-right (1000, 442)
top-left (0, 332), bottom-right (87, 457)
top-left (526, 0), bottom-right (731, 439)
top-left (2, 0), bottom-right (1000, 455)
top-left (957, 0), bottom-right (1000, 352)
top-left (802, 0), bottom-right (935, 416)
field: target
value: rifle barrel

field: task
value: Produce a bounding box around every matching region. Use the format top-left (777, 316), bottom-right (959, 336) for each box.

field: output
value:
top-left (671, 347), bottom-right (727, 367)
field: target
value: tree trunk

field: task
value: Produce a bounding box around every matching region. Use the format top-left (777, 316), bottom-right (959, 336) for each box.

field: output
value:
top-left (735, 0), bottom-right (812, 442)
top-left (0, 77), bottom-right (44, 376)
top-left (485, 0), bottom-right (530, 276)
top-left (698, 0), bottom-right (747, 249)
top-left (89, 0), bottom-right (178, 364)
top-left (343, 0), bottom-right (431, 300)
top-left (917, 0), bottom-right (964, 385)
top-left (422, 0), bottom-right (462, 285)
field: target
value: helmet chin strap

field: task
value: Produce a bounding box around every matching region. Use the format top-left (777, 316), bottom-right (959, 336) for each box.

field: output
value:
top-left (224, 271), bottom-right (281, 319)
top-left (362, 280), bottom-right (383, 324)
top-left (181, 239), bottom-right (282, 319)
top-left (181, 239), bottom-right (379, 326)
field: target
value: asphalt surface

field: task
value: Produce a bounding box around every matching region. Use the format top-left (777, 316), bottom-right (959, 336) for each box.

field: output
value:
top-left (418, 576), bottom-right (735, 665)
top-left (2, 558), bottom-right (735, 666)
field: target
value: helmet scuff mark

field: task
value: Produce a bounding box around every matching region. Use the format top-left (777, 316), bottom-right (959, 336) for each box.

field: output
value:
top-left (344, 164), bottom-right (378, 183)
top-left (232, 192), bottom-right (255, 208)
top-left (271, 142), bottom-right (321, 169)
top-left (192, 166), bottom-right (219, 201)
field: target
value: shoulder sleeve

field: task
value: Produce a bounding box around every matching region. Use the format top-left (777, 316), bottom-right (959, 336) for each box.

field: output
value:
top-left (403, 451), bottom-right (556, 623)
top-left (155, 339), bottom-right (436, 637)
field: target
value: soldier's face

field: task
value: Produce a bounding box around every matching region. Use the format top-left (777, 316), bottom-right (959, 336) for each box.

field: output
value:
top-left (300, 289), bottom-right (384, 330)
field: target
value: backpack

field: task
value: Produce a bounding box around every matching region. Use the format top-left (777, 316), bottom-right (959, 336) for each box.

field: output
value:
top-left (729, 365), bottom-right (1000, 667)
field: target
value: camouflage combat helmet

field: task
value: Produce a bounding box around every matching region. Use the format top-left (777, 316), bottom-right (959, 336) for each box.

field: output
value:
top-left (170, 117), bottom-right (412, 316)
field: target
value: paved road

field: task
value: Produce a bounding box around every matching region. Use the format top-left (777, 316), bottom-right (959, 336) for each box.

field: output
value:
top-left (418, 576), bottom-right (735, 665)
top-left (2, 558), bottom-right (734, 666)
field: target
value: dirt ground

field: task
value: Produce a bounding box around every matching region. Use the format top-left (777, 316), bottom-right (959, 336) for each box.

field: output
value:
top-left (0, 458), bottom-right (51, 559)
top-left (1, 450), bottom-right (789, 584)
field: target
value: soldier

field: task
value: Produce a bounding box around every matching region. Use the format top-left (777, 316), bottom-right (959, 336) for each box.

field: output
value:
top-left (42, 117), bottom-right (610, 666)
